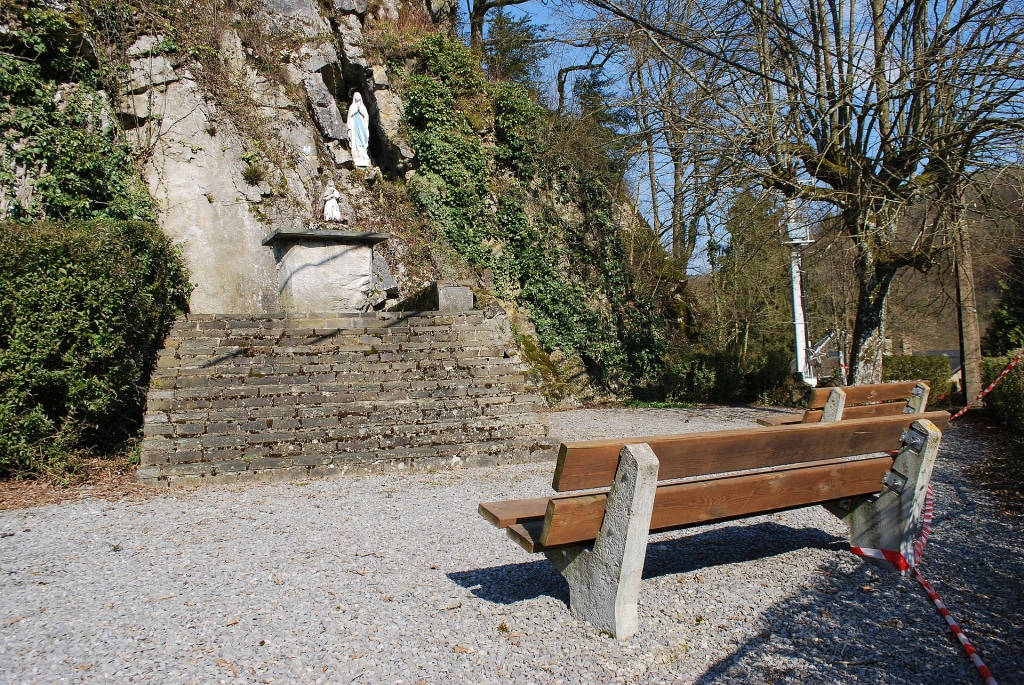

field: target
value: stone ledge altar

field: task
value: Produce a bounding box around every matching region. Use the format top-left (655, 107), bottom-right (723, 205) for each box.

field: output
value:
top-left (262, 229), bottom-right (389, 312)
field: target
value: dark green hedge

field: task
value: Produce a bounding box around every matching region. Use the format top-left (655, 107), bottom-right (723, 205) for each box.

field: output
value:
top-left (0, 220), bottom-right (190, 478)
top-left (982, 352), bottom-right (1024, 433)
top-left (665, 347), bottom-right (797, 405)
top-left (882, 355), bottom-right (953, 406)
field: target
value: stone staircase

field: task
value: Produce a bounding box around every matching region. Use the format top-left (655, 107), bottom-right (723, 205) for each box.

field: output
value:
top-left (138, 310), bottom-right (555, 486)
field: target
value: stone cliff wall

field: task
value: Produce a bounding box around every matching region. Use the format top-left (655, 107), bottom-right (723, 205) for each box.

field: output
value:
top-left (120, 0), bottom-right (425, 314)
top-left (139, 309), bottom-right (555, 486)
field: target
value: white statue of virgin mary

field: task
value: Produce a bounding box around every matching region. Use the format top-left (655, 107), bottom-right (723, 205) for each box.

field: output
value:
top-left (347, 92), bottom-right (371, 168)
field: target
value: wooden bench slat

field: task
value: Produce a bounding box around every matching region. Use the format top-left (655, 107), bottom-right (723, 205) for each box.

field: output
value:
top-left (802, 401), bottom-right (909, 423)
top-left (478, 497), bottom-right (549, 528)
top-left (754, 414), bottom-right (804, 426)
top-left (808, 381), bottom-right (926, 408)
top-left (509, 455), bottom-right (894, 551)
top-left (552, 411), bottom-right (948, 492)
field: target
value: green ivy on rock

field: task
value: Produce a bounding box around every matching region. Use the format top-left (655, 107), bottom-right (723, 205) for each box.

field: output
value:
top-left (0, 3), bottom-right (153, 222)
top-left (403, 34), bottom-right (669, 393)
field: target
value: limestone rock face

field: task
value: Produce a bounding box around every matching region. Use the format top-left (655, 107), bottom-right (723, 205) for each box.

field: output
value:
top-left (333, 0), bottom-right (367, 16)
top-left (124, 69), bottom-right (282, 314)
top-left (304, 73), bottom-right (347, 140)
top-left (336, 14), bottom-right (368, 78)
top-left (127, 55), bottom-right (178, 94)
top-left (114, 0), bottom-right (427, 314)
top-left (366, 81), bottom-right (415, 171)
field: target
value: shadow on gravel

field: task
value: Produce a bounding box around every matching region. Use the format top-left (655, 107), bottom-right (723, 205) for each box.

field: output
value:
top-left (695, 424), bottom-right (1024, 684)
top-left (450, 522), bottom-right (845, 606)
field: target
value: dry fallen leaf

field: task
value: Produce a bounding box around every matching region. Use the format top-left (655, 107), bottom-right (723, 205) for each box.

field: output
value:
top-left (350, 653), bottom-right (364, 660)
top-left (859, 584), bottom-right (876, 592)
top-left (695, 575), bottom-right (705, 584)
top-left (68, 661), bottom-right (92, 671)
top-left (452, 645), bottom-right (470, 654)
top-left (226, 619), bottom-right (239, 626)
top-left (381, 595), bottom-right (393, 602)
top-left (273, 577), bottom-right (284, 585)
top-left (415, 679), bottom-right (428, 685)
top-left (215, 658), bottom-right (238, 677)
top-left (439, 602), bottom-right (462, 611)
top-left (7, 616), bottom-right (24, 625)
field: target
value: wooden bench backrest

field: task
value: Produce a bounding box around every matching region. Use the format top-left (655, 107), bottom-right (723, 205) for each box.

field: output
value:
top-left (552, 410), bottom-right (950, 492)
top-left (807, 381), bottom-right (928, 409)
top-left (801, 401), bottom-right (908, 423)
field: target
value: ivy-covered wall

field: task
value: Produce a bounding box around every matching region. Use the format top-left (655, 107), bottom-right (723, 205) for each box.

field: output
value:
top-left (0, 3), bottom-right (153, 222)
top-left (398, 35), bottom-right (673, 396)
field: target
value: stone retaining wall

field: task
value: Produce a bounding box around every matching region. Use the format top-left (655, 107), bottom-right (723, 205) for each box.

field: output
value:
top-left (139, 310), bottom-right (555, 486)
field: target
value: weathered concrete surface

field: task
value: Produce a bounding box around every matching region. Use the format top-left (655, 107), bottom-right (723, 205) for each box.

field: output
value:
top-left (275, 239), bottom-right (374, 311)
top-left (545, 443), bottom-right (660, 639)
top-left (841, 418), bottom-right (943, 570)
top-left (821, 388), bottom-right (846, 422)
top-left (438, 285), bottom-right (473, 311)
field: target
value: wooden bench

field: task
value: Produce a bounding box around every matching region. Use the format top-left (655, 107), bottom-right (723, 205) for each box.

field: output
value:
top-left (755, 381), bottom-right (930, 426)
top-left (479, 410), bottom-right (949, 639)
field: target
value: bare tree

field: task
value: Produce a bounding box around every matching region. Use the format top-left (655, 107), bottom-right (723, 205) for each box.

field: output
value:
top-left (468, 0), bottom-right (528, 55)
top-left (584, 0), bottom-right (1024, 382)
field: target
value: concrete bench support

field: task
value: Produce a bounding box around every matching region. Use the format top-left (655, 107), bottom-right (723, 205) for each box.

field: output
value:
top-left (828, 418), bottom-right (942, 571)
top-left (544, 443), bottom-right (659, 640)
top-left (821, 387), bottom-right (846, 422)
top-left (904, 382), bottom-right (930, 414)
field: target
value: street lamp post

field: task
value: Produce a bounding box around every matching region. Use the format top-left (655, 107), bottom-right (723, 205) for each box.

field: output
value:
top-left (784, 198), bottom-right (817, 387)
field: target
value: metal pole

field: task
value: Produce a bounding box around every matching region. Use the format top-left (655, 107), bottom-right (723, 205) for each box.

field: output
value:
top-left (786, 198), bottom-right (817, 386)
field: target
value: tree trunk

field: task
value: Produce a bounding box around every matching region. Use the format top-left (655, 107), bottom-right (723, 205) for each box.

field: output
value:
top-left (848, 249), bottom-right (897, 384)
top-left (670, 148), bottom-right (685, 261)
top-left (470, 5), bottom-right (486, 56)
top-left (954, 217), bottom-right (983, 405)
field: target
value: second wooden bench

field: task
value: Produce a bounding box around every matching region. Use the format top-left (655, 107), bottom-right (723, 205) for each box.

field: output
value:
top-left (756, 380), bottom-right (930, 426)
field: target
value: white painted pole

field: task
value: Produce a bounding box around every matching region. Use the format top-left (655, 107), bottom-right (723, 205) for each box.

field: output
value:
top-left (786, 199), bottom-right (817, 387)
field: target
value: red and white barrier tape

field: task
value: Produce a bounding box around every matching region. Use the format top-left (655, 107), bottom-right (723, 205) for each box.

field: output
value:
top-left (847, 353), bottom-right (1024, 680)
top-left (949, 349), bottom-right (1024, 421)
top-left (850, 475), bottom-right (997, 682)
top-left (910, 567), bottom-right (999, 685)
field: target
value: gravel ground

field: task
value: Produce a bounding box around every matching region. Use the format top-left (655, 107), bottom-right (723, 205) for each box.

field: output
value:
top-left (1, 406), bottom-right (1021, 684)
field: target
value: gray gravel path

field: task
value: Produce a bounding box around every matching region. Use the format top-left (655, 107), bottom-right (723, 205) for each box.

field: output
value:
top-left (1, 407), bottom-right (1021, 684)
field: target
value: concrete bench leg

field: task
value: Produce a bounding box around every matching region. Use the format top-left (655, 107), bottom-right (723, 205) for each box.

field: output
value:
top-left (820, 387), bottom-right (846, 421)
top-left (544, 443), bottom-right (659, 640)
top-left (828, 418), bottom-right (942, 572)
top-left (905, 381), bottom-right (930, 413)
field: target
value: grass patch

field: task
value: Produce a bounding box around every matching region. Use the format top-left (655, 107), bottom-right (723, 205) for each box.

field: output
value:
top-left (623, 400), bottom-right (700, 409)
